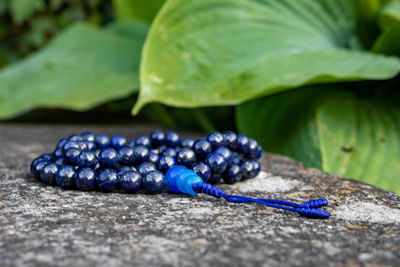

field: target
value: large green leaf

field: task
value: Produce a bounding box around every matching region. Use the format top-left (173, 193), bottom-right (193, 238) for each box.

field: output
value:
top-left (0, 21), bottom-right (148, 120)
top-left (113, 0), bottom-right (165, 23)
top-left (134, 0), bottom-right (400, 114)
top-left (379, 0), bottom-right (400, 28)
top-left (237, 85), bottom-right (400, 193)
top-left (10, 0), bottom-right (44, 24)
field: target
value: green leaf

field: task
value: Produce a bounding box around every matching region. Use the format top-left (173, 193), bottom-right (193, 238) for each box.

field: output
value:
top-left (10, 0), bottom-right (45, 24)
top-left (379, 0), bottom-right (400, 29)
top-left (134, 0), bottom-right (400, 114)
top-left (0, 21), bottom-right (148, 119)
top-left (113, 0), bottom-right (165, 23)
top-left (237, 85), bottom-right (400, 193)
top-left (372, 27), bottom-right (400, 56)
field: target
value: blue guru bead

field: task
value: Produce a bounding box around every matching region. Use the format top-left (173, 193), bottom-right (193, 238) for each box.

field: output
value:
top-left (142, 170), bottom-right (166, 194)
top-left (177, 148), bottom-right (197, 168)
top-left (205, 152), bottom-right (227, 174)
top-left (64, 148), bottom-right (81, 165)
top-left (181, 138), bottom-right (194, 148)
top-left (193, 139), bottom-right (212, 159)
top-left (76, 151), bottom-right (97, 168)
top-left (150, 130), bottom-right (165, 147)
top-left (192, 162), bottom-right (211, 182)
top-left (81, 132), bottom-right (95, 142)
top-left (40, 163), bottom-right (59, 185)
top-left (165, 165), bottom-right (203, 195)
top-left (236, 135), bottom-right (249, 154)
top-left (138, 162), bottom-right (157, 176)
top-left (215, 146), bottom-right (233, 163)
top-left (111, 135), bottom-right (126, 150)
top-left (98, 148), bottom-right (119, 168)
top-left (133, 146), bottom-right (150, 165)
top-left (56, 165), bottom-right (76, 188)
top-left (166, 132), bottom-right (180, 147)
top-left (95, 134), bottom-right (111, 149)
top-left (157, 155), bottom-right (176, 173)
top-left (119, 171), bottom-right (142, 193)
top-left (135, 136), bottom-right (151, 147)
top-left (223, 131), bottom-right (238, 150)
top-left (223, 164), bottom-right (242, 184)
top-left (76, 168), bottom-right (96, 190)
top-left (118, 146), bottom-right (135, 165)
top-left (96, 169), bottom-right (119, 191)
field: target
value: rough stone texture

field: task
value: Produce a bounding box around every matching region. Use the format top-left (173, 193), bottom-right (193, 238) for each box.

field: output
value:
top-left (0, 124), bottom-right (399, 267)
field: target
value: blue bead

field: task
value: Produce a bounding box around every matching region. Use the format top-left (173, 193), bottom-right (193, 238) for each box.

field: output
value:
top-left (62, 141), bottom-right (80, 154)
top-left (192, 162), bottom-right (211, 182)
top-left (118, 165), bottom-right (137, 176)
top-left (69, 134), bottom-right (83, 142)
top-left (96, 169), bottom-right (119, 191)
top-left (118, 146), bottom-right (135, 165)
top-left (56, 165), bottom-right (76, 188)
top-left (126, 140), bottom-right (136, 148)
top-left (40, 163), bottom-right (59, 185)
top-left (54, 158), bottom-right (64, 166)
top-left (132, 146), bottom-right (150, 165)
top-left (223, 164), bottom-right (242, 184)
top-left (215, 146), bottom-right (233, 163)
top-left (53, 147), bottom-right (63, 158)
top-left (138, 162), bottom-right (157, 176)
top-left (207, 132), bottom-right (225, 149)
top-left (255, 145), bottom-right (263, 159)
top-left (181, 138), bottom-right (194, 148)
top-left (81, 132), bottom-right (95, 142)
top-left (150, 130), bottom-right (165, 147)
top-left (231, 153), bottom-right (243, 165)
top-left (209, 174), bottom-right (222, 184)
top-left (110, 135), bottom-right (126, 150)
top-left (64, 148), bottom-right (81, 165)
top-left (32, 159), bottom-right (48, 179)
top-left (236, 134), bottom-right (249, 154)
top-left (148, 152), bottom-right (159, 164)
top-left (142, 170), bottom-right (166, 193)
top-left (135, 136), bottom-right (151, 147)
top-left (193, 139), bottom-right (212, 160)
top-left (247, 138), bottom-right (259, 158)
top-left (166, 132), bottom-right (180, 147)
top-left (177, 148), bottom-right (197, 168)
top-left (157, 155), bottom-right (177, 173)
top-left (162, 147), bottom-right (176, 157)
top-left (119, 171), bottom-right (142, 193)
top-left (223, 131), bottom-right (238, 150)
top-left (85, 141), bottom-right (96, 152)
top-left (77, 141), bottom-right (88, 151)
top-left (76, 151), bottom-right (97, 168)
top-left (95, 134), bottom-right (111, 149)
top-left (250, 160), bottom-right (261, 178)
top-left (75, 168), bottom-right (96, 190)
top-left (57, 138), bottom-right (69, 149)
top-left (165, 165), bottom-right (203, 195)
top-left (205, 152), bottom-right (227, 174)
top-left (98, 148), bottom-right (119, 168)
top-left (150, 148), bottom-right (160, 155)
top-left (240, 160), bottom-right (254, 180)
top-left (39, 153), bottom-right (54, 161)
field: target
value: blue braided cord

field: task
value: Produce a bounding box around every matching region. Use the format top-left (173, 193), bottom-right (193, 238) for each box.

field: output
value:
top-left (254, 198), bottom-right (328, 209)
top-left (192, 183), bottom-right (330, 219)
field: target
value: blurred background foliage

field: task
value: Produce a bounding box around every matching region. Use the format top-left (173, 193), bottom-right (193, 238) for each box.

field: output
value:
top-left (0, 0), bottom-right (400, 193)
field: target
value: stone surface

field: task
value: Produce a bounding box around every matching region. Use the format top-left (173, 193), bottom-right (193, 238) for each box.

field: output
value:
top-left (0, 124), bottom-right (399, 267)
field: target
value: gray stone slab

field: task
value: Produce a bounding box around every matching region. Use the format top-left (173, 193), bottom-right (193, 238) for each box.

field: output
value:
top-left (0, 124), bottom-right (399, 267)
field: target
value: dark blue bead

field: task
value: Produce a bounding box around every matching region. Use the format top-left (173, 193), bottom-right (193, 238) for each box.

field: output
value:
top-left (39, 153), bottom-right (53, 161)
top-left (223, 131), bottom-right (238, 150)
top-left (76, 168), bottom-right (96, 190)
top-left (240, 160), bottom-right (254, 180)
top-left (231, 154), bottom-right (243, 165)
top-left (119, 171), bottom-right (142, 193)
top-left (118, 146), bottom-right (135, 165)
top-left (98, 148), bottom-right (119, 168)
top-left (96, 169), bottom-right (119, 191)
top-left (95, 134), bottom-right (111, 149)
top-left (85, 141), bottom-right (96, 152)
top-left (247, 138), bottom-right (259, 158)
top-left (32, 159), bottom-right (48, 179)
top-left (181, 138), bottom-right (194, 148)
top-left (69, 134), bottom-right (83, 142)
top-left (118, 166), bottom-right (137, 176)
top-left (162, 147), bottom-right (176, 157)
top-left (192, 162), bottom-right (211, 182)
top-left (64, 148), bottom-right (81, 165)
top-left (142, 170), bottom-right (165, 193)
top-left (81, 132), bottom-right (95, 142)
top-left (31, 157), bottom-right (45, 177)
top-left (255, 145), bottom-right (263, 159)
top-left (76, 151), bottom-right (97, 168)
top-left (250, 160), bottom-right (261, 178)
top-left (62, 141), bottom-right (80, 154)
top-left (56, 165), bottom-right (76, 188)
top-left (77, 141), bottom-right (88, 151)
top-left (150, 148), bottom-right (160, 155)
top-left (126, 140), bottom-right (136, 148)
top-left (236, 134), bottom-right (249, 154)
top-left (205, 152), bottom-right (227, 174)
top-left (177, 148), bottom-right (197, 168)
top-left (193, 139), bottom-right (212, 160)
top-left (148, 152), bottom-right (159, 164)
top-left (157, 155), bottom-right (177, 173)
top-left (40, 163), bottom-right (59, 185)
top-left (135, 136), bottom-right (150, 147)
top-left (215, 146), bottom-right (233, 163)
top-left (53, 147), bottom-right (63, 158)
top-left (223, 164), bottom-right (242, 184)
top-left (138, 162), bottom-right (157, 176)
top-left (207, 132), bottom-right (225, 149)
top-left (133, 146), bottom-right (150, 165)
top-left (110, 135), bottom-right (126, 150)
top-left (150, 130), bottom-right (165, 147)
top-left (54, 158), bottom-right (64, 166)
top-left (57, 138), bottom-right (69, 149)
top-left (166, 132), bottom-right (180, 147)
top-left (209, 174), bottom-right (222, 184)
